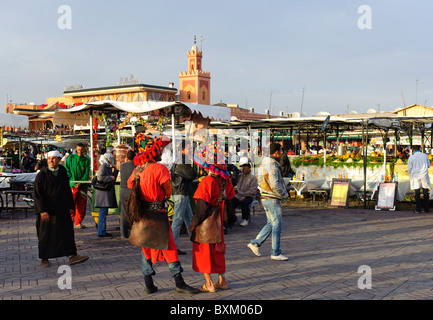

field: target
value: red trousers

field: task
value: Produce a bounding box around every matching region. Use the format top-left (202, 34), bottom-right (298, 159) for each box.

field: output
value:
top-left (71, 188), bottom-right (87, 226)
top-left (142, 226), bottom-right (179, 265)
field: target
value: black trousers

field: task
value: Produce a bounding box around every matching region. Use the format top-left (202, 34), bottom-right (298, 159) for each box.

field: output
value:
top-left (232, 196), bottom-right (254, 220)
top-left (119, 187), bottom-right (131, 238)
top-left (415, 188), bottom-right (430, 212)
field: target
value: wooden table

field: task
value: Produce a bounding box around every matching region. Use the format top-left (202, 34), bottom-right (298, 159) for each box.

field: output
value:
top-left (1, 190), bottom-right (33, 218)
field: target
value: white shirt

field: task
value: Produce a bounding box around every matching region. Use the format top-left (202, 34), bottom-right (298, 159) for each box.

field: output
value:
top-left (408, 151), bottom-right (431, 189)
top-left (159, 148), bottom-right (173, 170)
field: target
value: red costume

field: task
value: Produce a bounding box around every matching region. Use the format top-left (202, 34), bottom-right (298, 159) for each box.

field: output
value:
top-left (191, 175), bottom-right (235, 274)
top-left (127, 161), bottom-right (178, 264)
top-left (127, 133), bottom-right (198, 295)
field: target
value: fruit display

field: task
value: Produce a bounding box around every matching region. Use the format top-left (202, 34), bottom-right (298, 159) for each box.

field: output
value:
top-left (292, 152), bottom-right (407, 169)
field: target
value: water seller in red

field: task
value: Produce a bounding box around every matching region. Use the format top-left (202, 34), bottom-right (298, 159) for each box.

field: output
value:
top-left (189, 141), bottom-right (235, 292)
top-left (127, 133), bottom-right (198, 294)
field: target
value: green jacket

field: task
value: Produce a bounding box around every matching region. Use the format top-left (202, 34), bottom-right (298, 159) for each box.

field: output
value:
top-left (65, 154), bottom-right (91, 189)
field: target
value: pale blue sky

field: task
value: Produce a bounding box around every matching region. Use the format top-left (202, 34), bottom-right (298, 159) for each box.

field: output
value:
top-left (0, 0), bottom-right (432, 116)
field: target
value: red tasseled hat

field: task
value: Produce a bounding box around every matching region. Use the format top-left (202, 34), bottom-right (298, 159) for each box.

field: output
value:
top-left (133, 133), bottom-right (170, 165)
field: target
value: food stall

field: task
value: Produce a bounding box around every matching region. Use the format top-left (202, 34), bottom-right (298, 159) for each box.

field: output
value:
top-left (53, 100), bottom-right (231, 223)
top-left (291, 154), bottom-right (393, 198)
top-left (0, 113), bottom-right (29, 216)
top-left (210, 112), bottom-right (433, 207)
top-left (0, 113), bottom-right (29, 167)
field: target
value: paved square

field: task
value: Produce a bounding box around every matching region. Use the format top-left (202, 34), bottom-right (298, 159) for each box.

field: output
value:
top-left (1, 203), bottom-right (433, 300)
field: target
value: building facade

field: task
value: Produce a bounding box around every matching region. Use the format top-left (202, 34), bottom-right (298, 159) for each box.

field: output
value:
top-left (5, 103), bottom-right (55, 130)
top-left (62, 83), bottom-right (177, 105)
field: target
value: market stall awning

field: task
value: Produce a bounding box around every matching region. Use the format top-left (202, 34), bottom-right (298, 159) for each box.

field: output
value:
top-left (0, 113), bottom-right (29, 129)
top-left (210, 115), bottom-right (362, 130)
top-left (366, 115), bottom-right (433, 133)
top-left (53, 100), bottom-right (231, 126)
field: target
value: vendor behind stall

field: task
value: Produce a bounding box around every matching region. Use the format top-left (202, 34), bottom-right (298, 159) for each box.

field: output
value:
top-left (21, 150), bottom-right (36, 172)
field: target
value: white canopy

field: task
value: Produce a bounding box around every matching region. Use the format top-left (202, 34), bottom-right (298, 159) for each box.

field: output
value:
top-left (210, 115), bottom-right (362, 129)
top-left (368, 115), bottom-right (433, 130)
top-left (0, 113), bottom-right (29, 129)
top-left (53, 100), bottom-right (230, 126)
top-left (52, 100), bottom-right (230, 173)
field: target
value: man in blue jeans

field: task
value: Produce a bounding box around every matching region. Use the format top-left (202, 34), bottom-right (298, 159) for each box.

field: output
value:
top-left (248, 143), bottom-right (289, 261)
top-left (171, 143), bottom-right (197, 255)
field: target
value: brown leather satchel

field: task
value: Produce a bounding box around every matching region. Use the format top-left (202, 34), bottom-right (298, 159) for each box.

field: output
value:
top-left (128, 208), bottom-right (169, 250)
top-left (190, 205), bottom-right (222, 244)
top-left (126, 162), bottom-right (169, 250)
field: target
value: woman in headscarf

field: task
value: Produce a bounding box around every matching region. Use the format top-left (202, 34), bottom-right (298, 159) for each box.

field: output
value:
top-left (189, 141), bottom-right (236, 292)
top-left (94, 152), bottom-right (117, 237)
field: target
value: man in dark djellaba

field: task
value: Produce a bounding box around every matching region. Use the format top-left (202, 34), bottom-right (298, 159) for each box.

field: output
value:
top-left (33, 150), bottom-right (89, 267)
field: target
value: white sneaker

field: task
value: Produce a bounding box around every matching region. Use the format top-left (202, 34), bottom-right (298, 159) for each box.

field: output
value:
top-left (240, 219), bottom-right (249, 227)
top-left (247, 243), bottom-right (261, 257)
top-left (271, 254), bottom-right (288, 261)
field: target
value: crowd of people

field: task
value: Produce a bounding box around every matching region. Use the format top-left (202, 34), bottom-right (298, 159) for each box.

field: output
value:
top-left (292, 139), bottom-right (416, 158)
top-left (0, 147), bottom-right (73, 173)
top-left (27, 133), bottom-right (433, 295)
top-left (30, 134), bottom-right (295, 294)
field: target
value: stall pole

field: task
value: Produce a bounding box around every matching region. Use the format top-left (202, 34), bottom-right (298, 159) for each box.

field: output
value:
top-left (18, 136), bottom-right (22, 165)
top-left (290, 127), bottom-right (293, 151)
top-left (410, 124), bottom-right (414, 150)
top-left (116, 112), bottom-right (120, 145)
top-left (383, 130), bottom-right (387, 179)
top-left (336, 125), bottom-right (340, 146)
top-left (363, 120), bottom-right (368, 209)
top-left (421, 125), bottom-right (425, 153)
top-left (249, 125), bottom-right (254, 175)
top-left (430, 126), bottom-right (433, 154)
top-left (298, 125), bottom-right (301, 155)
top-left (259, 129), bottom-right (262, 158)
top-left (172, 112), bottom-right (176, 164)
top-left (323, 129), bottom-right (327, 168)
top-left (117, 111), bottom-right (121, 145)
top-left (90, 110), bottom-right (94, 174)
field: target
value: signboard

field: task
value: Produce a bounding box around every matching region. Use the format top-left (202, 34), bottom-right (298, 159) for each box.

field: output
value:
top-left (375, 182), bottom-right (397, 211)
top-left (321, 115), bottom-right (330, 131)
top-left (329, 178), bottom-right (351, 207)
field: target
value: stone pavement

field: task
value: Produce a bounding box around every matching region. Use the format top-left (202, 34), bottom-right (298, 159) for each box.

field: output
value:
top-left (1, 202), bottom-right (433, 302)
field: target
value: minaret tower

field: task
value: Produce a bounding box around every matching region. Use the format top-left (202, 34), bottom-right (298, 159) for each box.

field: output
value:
top-left (179, 36), bottom-right (211, 105)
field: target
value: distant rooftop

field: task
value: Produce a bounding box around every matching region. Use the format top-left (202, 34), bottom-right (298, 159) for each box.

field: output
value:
top-left (63, 83), bottom-right (178, 94)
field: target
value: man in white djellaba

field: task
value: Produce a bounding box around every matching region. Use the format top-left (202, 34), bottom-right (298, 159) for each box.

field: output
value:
top-left (408, 145), bottom-right (431, 214)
